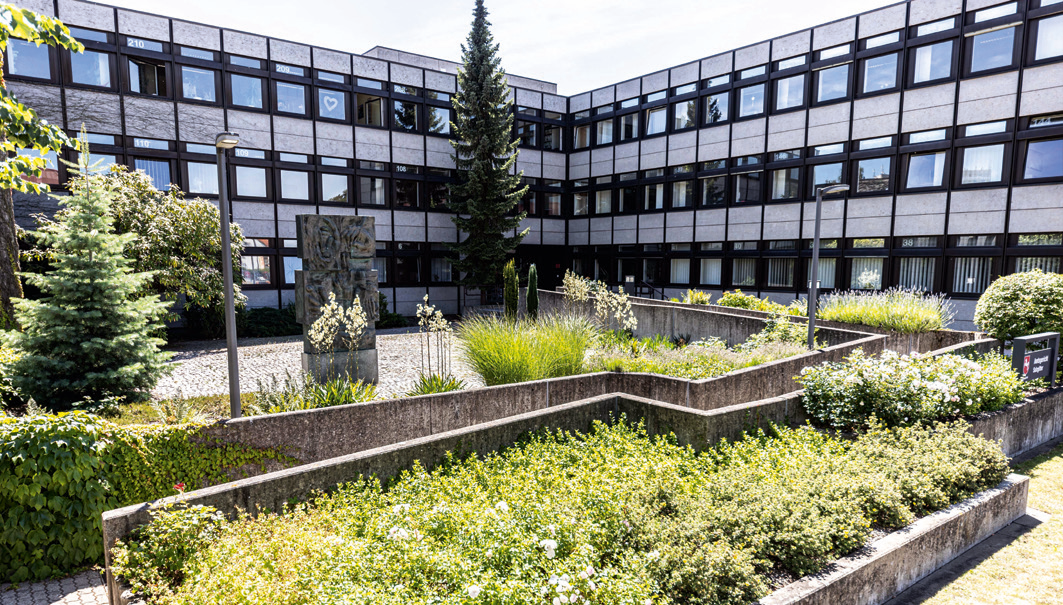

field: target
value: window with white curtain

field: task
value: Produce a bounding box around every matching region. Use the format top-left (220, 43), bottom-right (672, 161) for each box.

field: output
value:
top-left (235, 166), bottom-right (267, 197)
top-left (766, 258), bottom-right (795, 288)
top-left (644, 183), bottom-right (665, 210)
top-left (1016, 257), bottom-right (1062, 273)
top-left (775, 74), bottom-right (805, 110)
top-left (1036, 14), bottom-right (1063, 61)
top-left (953, 257), bottom-right (993, 293)
top-left (850, 257), bottom-right (885, 289)
top-left (907, 152), bottom-right (946, 188)
top-left (670, 258), bottom-right (690, 284)
top-left (960, 144), bottom-right (1004, 184)
top-left (898, 257), bottom-right (936, 290)
top-left (431, 257), bottom-right (453, 282)
top-left (134, 158), bottom-right (171, 191)
top-left (186, 161), bottom-right (218, 195)
top-left (672, 181), bottom-right (694, 208)
top-left (595, 190), bottom-right (612, 214)
top-left (732, 258), bottom-right (757, 286)
top-left (700, 258), bottom-right (722, 285)
top-left (807, 258), bottom-right (836, 289)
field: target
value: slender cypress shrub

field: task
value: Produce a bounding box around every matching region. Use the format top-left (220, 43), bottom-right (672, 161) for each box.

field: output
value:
top-left (526, 264), bottom-right (539, 319)
top-left (503, 259), bottom-right (518, 321)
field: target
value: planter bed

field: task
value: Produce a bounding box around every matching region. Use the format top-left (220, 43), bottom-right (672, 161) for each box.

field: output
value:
top-left (105, 392), bottom-right (1024, 605)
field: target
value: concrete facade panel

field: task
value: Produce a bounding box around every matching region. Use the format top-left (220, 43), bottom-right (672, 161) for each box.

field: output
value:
top-left (642, 71), bottom-right (669, 94)
top-left (124, 97), bottom-right (176, 139)
top-left (58, 0), bottom-right (114, 30)
top-left (352, 56), bottom-right (389, 80)
top-left (701, 53), bottom-right (733, 79)
top-left (315, 121), bottom-right (355, 158)
top-left (172, 21), bottom-right (220, 50)
top-left (390, 64), bottom-right (424, 88)
top-left (615, 79), bottom-right (641, 101)
top-left (272, 116), bottom-right (314, 154)
top-left (859, 4), bottom-right (908, 38)
top-left (313, 48), bottom-right (351, 74)
top-left (64, 88), bottom-right (121, 133)
top-left (426, 71), bottom-right (457, 94)
top-left (227, 110), bottom-right (272, 150)
top-left (813, 18), bottom-right (857, 50)
top-left (223, 30), bottom-right (268, 58)
top-left (908, 0), bottom-right (963, 25)
top-left (117, 10), bottom-right (170, 41)
top-left (269, 40), bottom-right (311, 66)
top-left (177, 103), bottom-right (226, 144)
top-left (735, 42), bottom-right (770, 70)
top-left (670, 62), bottom-right (699, 86)
top-left (7, 82), bottom-right (63, 125)
top-left (772, 31), bottom-right (811, 60)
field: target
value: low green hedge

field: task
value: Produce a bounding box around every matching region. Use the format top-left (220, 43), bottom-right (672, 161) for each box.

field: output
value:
top-left (113, 420), bottom-right (1007, 605)
top-left (798, 350), bottom-right (1025, 430)
top-left (0, 412), bottom-right (295, 583)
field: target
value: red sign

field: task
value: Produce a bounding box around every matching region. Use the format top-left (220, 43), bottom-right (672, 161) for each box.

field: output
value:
top-left (1024, 355), bottom-right (1031, 376)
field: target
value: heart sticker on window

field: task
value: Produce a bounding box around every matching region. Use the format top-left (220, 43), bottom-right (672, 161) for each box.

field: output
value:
top-left (323, 95), bottom-right (339, 112)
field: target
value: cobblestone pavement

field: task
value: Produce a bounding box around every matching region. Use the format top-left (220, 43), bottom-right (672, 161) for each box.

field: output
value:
top-left (0, 570), bottom-right (107, 605)
top-left (153, 330), bottom-right (482, 400)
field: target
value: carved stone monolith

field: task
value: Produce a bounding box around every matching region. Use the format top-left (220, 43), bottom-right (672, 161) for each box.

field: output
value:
top-left (294, 214), bottom-right (380, 384)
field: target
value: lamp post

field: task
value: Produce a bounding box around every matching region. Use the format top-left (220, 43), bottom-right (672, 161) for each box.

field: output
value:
top-left (808, 183), bottom-right (850, 350)
top-left (215, 132), bottom-right (241, 418)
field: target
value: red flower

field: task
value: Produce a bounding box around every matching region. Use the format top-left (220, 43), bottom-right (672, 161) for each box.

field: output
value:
top-left (174, 482), bottom-right (186, 493)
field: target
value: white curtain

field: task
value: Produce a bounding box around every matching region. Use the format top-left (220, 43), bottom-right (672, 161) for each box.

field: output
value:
top-left (807, 258), bottom-right (836, 289)
top-left (953, 257), bottom-right (993, 294)
top-left (732, 258), bottom-right (756, 287)
top-left (700, 258), bottom-right (722, 285)
top-left (961, 145), bottom-right (1004, 184)
top-left (850, 257), bottom-right (884, 290)
top-left (670, 259), bottom-right (690, 284)
top-left (1016, 257), bottom-right (1061, 274)
top-left (898, 257), bottom-right (935, 290)
top-left (766, 258), bottom-right (795, 288)
top-left (1037, 14), bottom-right (1063, 60)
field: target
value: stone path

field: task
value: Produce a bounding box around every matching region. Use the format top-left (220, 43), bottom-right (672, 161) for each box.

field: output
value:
top-left (153, 330), bottom-right (482, 400)
top-left (0, 570), bottom-right (106, 605)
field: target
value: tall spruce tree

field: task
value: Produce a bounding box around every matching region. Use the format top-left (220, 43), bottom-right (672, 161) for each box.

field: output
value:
top-left (449, 0), bottom-right (528, 288)
top-left (5, 153), bottom-right (171, 411)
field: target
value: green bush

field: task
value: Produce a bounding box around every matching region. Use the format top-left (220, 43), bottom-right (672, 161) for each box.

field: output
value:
top-left (681, 289), bottom-right (713, 305)
top-left (975, 269), bottom-right (1063, 341)
top-left (405, 373), bottom-right (466, 396)
top-left (0, 412), bottom-right (295, 582)
top-left (236, 304), bottom-right (301, 338)
top-left (457, 313), bottom-right (596, 386)
top-left (817, 288), bottom-right (955, 333)
top-left (715, 290), bottom-right (799, 315)
top-left (0, 346), bottom-right (23, 411)
top-left (526, 264), bottom-right (539, 320)
top-left (504, 259), bottom-right (518, 321)
top-left (376, 293), bottom-right (408, 329)
top-left (798, 349), bottom-right (1025, 430)
top-left (115, 421), bottom-right (1006, 605)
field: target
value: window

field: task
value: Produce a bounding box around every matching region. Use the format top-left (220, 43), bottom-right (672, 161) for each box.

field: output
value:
top-left (907, 152), bottom-right (947, 188)
top-left (965, 121), bottom-right (1007, 136)
top-left (394, 180), bottom-right (420, 208)
top-left (740, 65), bottom-right (766, 79)
top-left (866, 32), bottom-right (901, 49)
top-left (595, 190), bottom-right (612, 213)
top-left (815, 64), bottom-right (849, 103)
top-left (734, 172), bottom-right (762, 204)
top-left (862, 53), bottom-right (898, 93)
top-left (856, 157), bottom-right (891, 192)
top-left (571, 192), bottom-right (588, 216)
top-left (1035, 15), bottom-right (1063, 61)
top-left (777, 55), bottom-right (806, 70)
top-left (898, 257), bottom-right (935, 290)
top-left (128, 58), bottom-right (165, 95)
top-left (766, 258), bottom-right (795, 288)
top-left (596, 119), bottom-right (613, 145)
top-left (960, 144), bottom-right (1005, 184)
top-left (280, 170), bottom-right (309, 200)
top-left (850, 257), bottom-right (884, 289)
top-left (705, 92), bottom-right (728, 123)
top-left (910, 129), bottom-right (947, 143)
top-left (7, 38), bottom-right (50, 79)
top-left (917, 18), bottom-right (955, 37)
top-left (672, 181), bottom-right (694, 208)
top-left (357, 93), bottom-right (385, 126)
top-left (70, 50), bottom-right (111, 87)
top-left (186, 162), bottom-right (217, 195)
top-left (819, 44), bottom-right (850, 60)
top-left (644, 183), bottom-right (664, 210)
top-left (814, 143), bottom-right (844, 156)
top-left (620, 113), bottom-right (638, 141)
top-left (700, 176), bottom-right (726, 206)
top-left (812, 163), bottom-right (843, 192)
top-left (809, 258), bottom-right (836, 289)
top-left (373, 255), bottom-right (388, 284)
top-left (543, 125), bottom-right (561, 149)
top-left (318, 89), bottom-right (346, 120)
top-left (953, 257), bottom-right (993, 293)
top-left (180, 66), bottom-right (215, 101)
top-left (913, 40), bottom-right (953, 84)
top-left (517, 121), bottom-right (537, 147)
top-left (283, 257), bottom-right (302, 285)
top-left (431, 257), bottom-right (454, 283)
top-left (738, 84), bottom-right (764, 117)
top-left (771, 168), bottom-right (800, 199)
top-left (241, 256), bottom-right (272, 285)
top-left (700, 258), bottom-right (722, 285)
top-left (775, 74), bottom-right (804, 110)
top-left (646, 106), bottom-right (667, 135)
top-left (393, 100), bottom-right (418, 131)
top-left (644, 90), bottom-right (666, 103)
top-left (975, 2), bottom-right (1017, 22)
top-left (17, 148), bottom-right (58, 185)
top-left (132, 158), bottom-right (168, 190)
top-left (321, 173), bottom-right (348, 203)
top-left (670, 258), bottom-right (690, 284)
top-left (235, 166), bottom-right (266, 197)
top-left (179, 46), bottom-right (214, 61)
top-left (1018, 233), bottom-right (1063, 246)
top-left (673, 100), bottom-right (696, 130)
top-left (231, 74), bottom-right (263, 109)
top-left (574, 124), bottom-right (590, 149)
top-left (860, 136), bottom-right (893, 150)
top-left (705, 74), bottom-right (730, 88)
top-left (732, 258), bottom-right (756, 286)
top-left (318, 71), bottom-right (345, 84)
top-left (393, 84), bottom-right (421, 97)
top-left (1016, 256), bottom-right (1062, 273)
top-left (969, 27), bottom-right (1015, 73)
top-left (955, 234), bottom-right (998, 246)
top-left (546, 193), bottom-right (561, 215)
top-left (359, 177), bottom-right (387, 205)
top-left (1024, 138), bottom-right (1063, 179)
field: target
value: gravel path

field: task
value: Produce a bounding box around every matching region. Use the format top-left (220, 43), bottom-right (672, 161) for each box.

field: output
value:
top-left (153, 332), bottom-right (482, 400)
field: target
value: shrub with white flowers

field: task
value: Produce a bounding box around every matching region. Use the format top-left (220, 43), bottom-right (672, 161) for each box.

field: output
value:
top-left (798, 349), bottom-right (1025, 429)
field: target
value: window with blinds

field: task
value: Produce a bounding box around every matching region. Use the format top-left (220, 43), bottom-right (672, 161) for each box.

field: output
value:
top-left (1016, 257), bottom-right (1062, 273)
top-left (807, 258), bottom-right (836, 289)
top-left (732, 258), bottom-right (757, 287)
top-left (850, 257), bottom-right (884, 289)
top-left (953, 257), bottom-right (993, 294)
top-left (670, 258), bottom-right (690, 284)
top-left (898, 257), bottom-right (935, 290)
top-left (700, 258), bottom-right (722, 285)
top-left (134, 158), bottom-right (171, 191)
top-left (766, 258), bottom-right (795, 288)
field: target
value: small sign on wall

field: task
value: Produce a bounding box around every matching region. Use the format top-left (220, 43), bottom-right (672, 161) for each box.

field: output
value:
top-left (1011, 332), bottom-right (1059, 388)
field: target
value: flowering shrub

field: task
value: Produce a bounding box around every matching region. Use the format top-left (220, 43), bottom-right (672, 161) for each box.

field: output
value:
top-left (113, 420), bottom-right (1007, 605)
top-left (593, 286), bottom-right (637, 333)
top-left (798, 350), bottom-right (1025, 429)
top-left (681, 289), bottom-right (712, 305)
top-left (716, 290), bottom-right (803, 315)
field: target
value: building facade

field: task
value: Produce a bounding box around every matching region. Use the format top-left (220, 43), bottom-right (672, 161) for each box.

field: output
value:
top-left (6, 0), bottom-right (1063, 328)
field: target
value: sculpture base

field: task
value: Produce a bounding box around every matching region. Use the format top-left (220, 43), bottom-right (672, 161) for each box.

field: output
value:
top-left (301, 349), bottom-right (378, 385)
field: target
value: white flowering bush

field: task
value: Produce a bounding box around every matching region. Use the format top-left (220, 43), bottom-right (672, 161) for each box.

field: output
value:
top-left (593, 286), bottom-right (637, 333)
top-left (798, 350), bottom-right (1025, 429)
top-left (562, 270), bottom-right (592, 312)
top-left (114, 420), bottom-right (1007, 605)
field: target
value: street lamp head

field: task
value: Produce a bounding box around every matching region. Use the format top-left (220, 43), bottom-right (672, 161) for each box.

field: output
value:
top-left (818, 184), bottom-right (851, 196)
top-left (214, 132), bottom-right (240, 149)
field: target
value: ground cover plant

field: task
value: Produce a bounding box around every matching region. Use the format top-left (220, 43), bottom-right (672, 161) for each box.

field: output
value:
top-left (112, 420), bottom-right (1008, 605)
top-left (798, 349), bottom-right (1025, 430)
top-left (817, 288), bottom-right (955, 334)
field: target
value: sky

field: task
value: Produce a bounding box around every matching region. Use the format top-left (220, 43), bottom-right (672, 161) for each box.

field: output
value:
top-left (101, 0), bottom-right (902, 95)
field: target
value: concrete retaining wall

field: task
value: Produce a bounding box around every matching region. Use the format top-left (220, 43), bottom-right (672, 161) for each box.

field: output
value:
top-left (969, 389), bottom-right (1063, 458)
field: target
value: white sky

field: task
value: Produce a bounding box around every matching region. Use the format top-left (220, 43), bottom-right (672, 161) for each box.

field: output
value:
top-left (102, 0), bottom-right (901, 95)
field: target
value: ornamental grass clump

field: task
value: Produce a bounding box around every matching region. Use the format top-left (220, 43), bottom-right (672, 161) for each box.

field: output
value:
top-left (817, 288), bottom-right (955, 333)
top-left (798, 349), bottom-right (1025, 430)
top-left (457, 313), bottom-right (596, 386)
top-left (114, 420), bottom-right (1007, 605)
